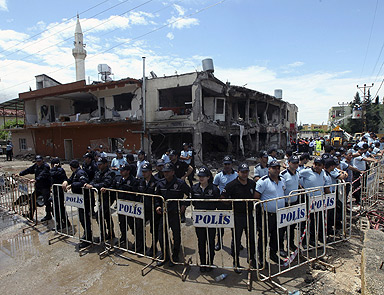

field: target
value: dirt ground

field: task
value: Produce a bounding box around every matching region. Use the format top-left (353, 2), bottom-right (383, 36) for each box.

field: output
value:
top-left (0, 158), bottom-right (364, 295)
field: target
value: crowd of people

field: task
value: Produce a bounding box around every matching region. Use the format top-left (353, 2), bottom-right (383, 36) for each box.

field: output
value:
top-left (15, 132), bottom-right (383, 273)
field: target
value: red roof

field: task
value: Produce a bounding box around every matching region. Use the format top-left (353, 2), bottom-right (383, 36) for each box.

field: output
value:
top-left (0, 109), bottom-right (24, 116)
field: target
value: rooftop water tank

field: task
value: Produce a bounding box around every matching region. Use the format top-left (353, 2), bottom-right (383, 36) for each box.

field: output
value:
top-left (274, 89), bottom-right (282, 99)
top-left (202, 58), bottom-right (214, 73)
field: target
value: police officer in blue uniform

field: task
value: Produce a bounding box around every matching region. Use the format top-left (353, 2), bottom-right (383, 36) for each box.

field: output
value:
top-left (222, 163), bottom-right (257, 273)
top-left (107, 164), bottom-right (143, 251)
top-left (50, 158), bottom-right (70, 231)
top-left (155, 162), bottom-right (190, 267)
top-left (62, 160), bottom-right (91, 249)
top-left (154, 159), bottom-right (165, 182)
top-left (212, 155), bottom-right (238, 251)
top-left (84, 158), bottom-right (116, 241)
top-left (82, 152), bottom-right (98, 217)
top-left (254, 151), bottom-right (269, 182)
top-left (19, 155), bottom-right (52, 221)
top-left (190, 166), bottom-right (220, 272)
top-left (255, 160), bottom-right (286, 264)
top-left (280, 155), bottom-right (300, 253)
top-left (138, 163), bottom-right (160, 256)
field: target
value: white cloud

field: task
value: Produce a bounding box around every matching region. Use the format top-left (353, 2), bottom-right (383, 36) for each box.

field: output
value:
top-left (0, 0), bottom-right (8, 11)
top-left (174, 4), bottom-right (186, 16)
top-left (168, 16), bottom-right (199, 29)
top-left (166, 32), bottom-right (174, 40)
top-left (287, 61), bottom-right (304, 68)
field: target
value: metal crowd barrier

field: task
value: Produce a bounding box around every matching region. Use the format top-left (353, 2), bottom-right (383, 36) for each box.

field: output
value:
top-left (165, 198), bottom-right (258, 289)
top-left (99, 188), bottom-right (166, 275)
top-left (289, 182), bottom-right (352, 247)
top-left (0, 171), bottom-right (15, 215)
top-left (49, 184), bottom-right (101, 254)
top-left (361, 162), bottom-right (381, 211)
top-left (10, 174), bottom-right (37, 226)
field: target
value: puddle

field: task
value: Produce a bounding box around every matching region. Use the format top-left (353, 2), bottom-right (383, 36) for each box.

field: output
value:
top-left (0, 210), bottom-right (40, 266)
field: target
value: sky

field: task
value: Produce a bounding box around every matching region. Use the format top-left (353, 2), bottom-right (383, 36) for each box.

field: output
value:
top-left (0, 0), bottom-right (383, 124)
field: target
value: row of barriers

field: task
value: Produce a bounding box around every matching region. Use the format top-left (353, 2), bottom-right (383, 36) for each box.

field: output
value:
top-left (46, 181), bottom-right (353, 293)
top-left (0, 172), bottom-right (37, 229)
top-left (0, 161), bottom-right (381, 293)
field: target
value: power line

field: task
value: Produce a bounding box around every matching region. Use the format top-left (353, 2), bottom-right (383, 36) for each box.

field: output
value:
top-left (0, 0), bottom-right (110, 56)
top-left (359, 0), bottom-right (379, 79)
top-left (1, 0), bottom-right (227, 94)
top-left (2, 0), bottom-right (153, 73)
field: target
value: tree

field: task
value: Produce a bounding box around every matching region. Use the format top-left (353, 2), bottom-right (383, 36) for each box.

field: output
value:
top-left (0, 119), bottom-right (24, 140)
top-left (344, 92), bottom-right (362, 134)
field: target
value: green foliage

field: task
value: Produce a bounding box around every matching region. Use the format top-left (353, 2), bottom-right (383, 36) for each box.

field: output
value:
top-left (0, 119), bottom-right (24, 140)
top-left (344, 91), bottom-right (384, 134)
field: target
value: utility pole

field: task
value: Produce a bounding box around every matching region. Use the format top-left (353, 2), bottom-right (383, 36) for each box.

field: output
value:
top-left (337, 101), bottom-right (349, 126)
top-left (357, 83), bottom-right (374, 132)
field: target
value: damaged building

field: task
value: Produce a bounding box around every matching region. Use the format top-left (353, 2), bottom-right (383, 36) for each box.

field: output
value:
top-left (12, 74), bottom-right (143, 159)
top-left (145, 65), bottom-right (298, 164)
top-left (8, 17), bottom-right (297, 163)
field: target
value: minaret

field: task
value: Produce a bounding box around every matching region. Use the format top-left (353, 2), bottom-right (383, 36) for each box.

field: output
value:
top-left (72, 15), bottom-right (86, 81)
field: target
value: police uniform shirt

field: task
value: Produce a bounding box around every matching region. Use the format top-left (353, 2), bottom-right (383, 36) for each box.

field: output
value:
top-left (155, 176), bottom-right (190, 214)
top-left (221, 178), bottom-right (256, 214)
top-left (353, 153), bottom-right (367, 171)
top-left (90, 168), bottom-right (115, 191)
top-left (161, 154), bottom-right (170, 163)
top-left (297, 165), bottom-right (306, 172)
top-left (280, 169), bottom-right (299, 202)
top-left (190, 182), bottom-right (220, 210)
top-left (68, 168), bottom-right (89, 194)
top-left (340, 160), bottom-right (353, 183)
top-left (173, 160), bottom-right (189, 179)
top-left (20, 162), bottom-right (51, 189)
top-left (111, 157), bottom-right (128, 176)
top-left (357, 141), bottom-right (366, 148)
top-left (50, 166), bottom-right (68, 185)
top-left (180, 150), bottom-right (192, 165)
top-left (255, 175), bottom-right (286, 213)
top-left (136, 160), bottom-right (149, 179)
top-left (298, 168), bottom-right (327, 196)
top-left (254, 163), bottom-right (268, 180)
top-left (267, 156), bottom-right (277, 165)
top-left (83, 161), bottom-right (98, 182)
top-left (213, 169), bottom-right (238, 193)
top-left (113, 174), bottom-right (138, 198)
top-left (372, 147), bottom-right (381, 155)
top-left (138, 175), bottom-right (157, 210)
top-left (324, 169), bottom-right (337, 192)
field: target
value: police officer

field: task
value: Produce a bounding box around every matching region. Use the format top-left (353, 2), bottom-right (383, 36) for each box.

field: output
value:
top-left (169, 149), bottom-right (193, 223)
top-left (190, 166), bottom-right (220, 272)
top-left (84, 157), bottom-right (116, 241)
top-left (83, 152), bottom-right (98, 218)
top-left (138, 163), bottom-right (160, 256)
top-left (126, 153), bottom-right (137, 177)
top-left (298, 153), bottom-right (310, 172)
top-left (180, 143), bottom-right (193, 186)
top-left (62, 160), bottom-right (91, 249)
top-left (267, 147), bottom-right (278, 165)
top-left (255, 160), bottom-right (286, 264)
top-left (155, 162), bottom-right (190, 267)
top-left (222, 163), bottom-right (257, 273)
top-left (50, 158), bottom-right (70, 231)
top-left (154, 159), bottom-right (165, 182)
top-left (106, 164), bottom-right (142, 251)
top-left (110, 149), bottom-right (127, 176)
top-left (136, 150), bottom-right (149, 179)
top-left (299, 157), bottom-right (330, 247)
top-left (19, 155), bottom-right (52, 221)
top-left (280, 155), bottom-right (300, 253)
top-left (212, 155), bottom-right (238, 251)
top-left (254, 151), bottom-right (269, 182)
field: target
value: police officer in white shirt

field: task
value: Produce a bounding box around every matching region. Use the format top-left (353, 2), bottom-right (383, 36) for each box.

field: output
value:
top-left (280, 155), bottom-right (300, 253)
top-left (255, 160), bottom-right (286, 265)
top-left (267, 147), bottom-right (278, 165)
top-left (254, 151), bottom-right (269, 182)
top-left (212, 155), bottom-right (238, 251)
top-left (136, 150), bottom-right (149, 179)
top-left (110, 149), bottom-right (128, 176)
